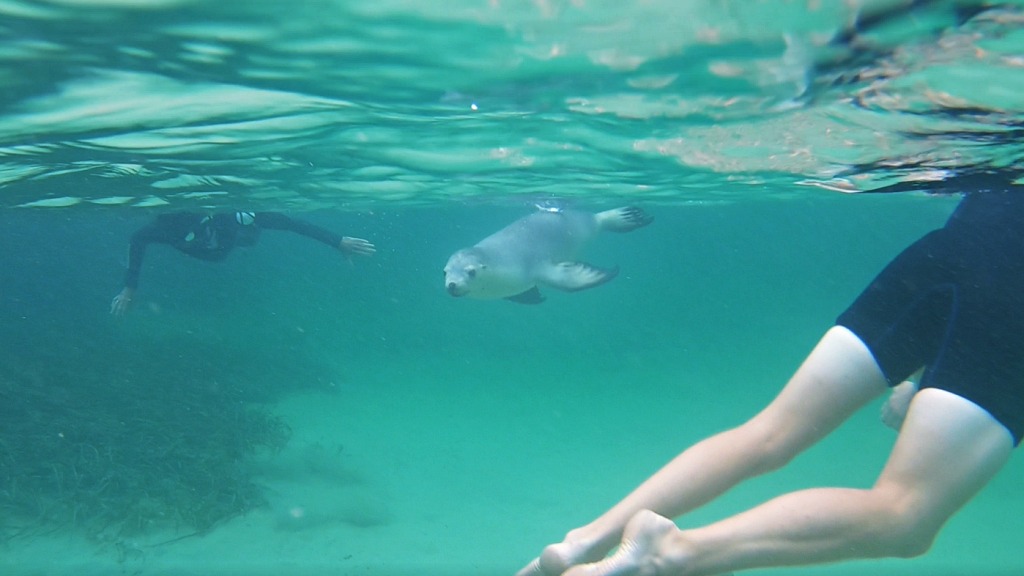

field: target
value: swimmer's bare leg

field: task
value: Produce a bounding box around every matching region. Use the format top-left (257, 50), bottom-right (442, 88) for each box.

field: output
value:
top-left (562, 388), bottom-right (1012, 576)
top-left (517, 326), bottom-right (886, 576)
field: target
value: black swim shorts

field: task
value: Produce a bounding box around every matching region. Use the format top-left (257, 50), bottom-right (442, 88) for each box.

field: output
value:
top-left (837, 191), bottom-right (1024, 445)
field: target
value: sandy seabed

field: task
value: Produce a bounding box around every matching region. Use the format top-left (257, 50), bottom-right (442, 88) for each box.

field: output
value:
top-left (3, 358), bottom-right (1023, 576)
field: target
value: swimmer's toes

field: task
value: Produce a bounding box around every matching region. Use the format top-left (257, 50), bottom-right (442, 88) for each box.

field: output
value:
top-left (515, 558), bottom-right (543, 576)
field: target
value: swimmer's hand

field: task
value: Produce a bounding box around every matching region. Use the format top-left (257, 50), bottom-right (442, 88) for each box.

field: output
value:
top-left (881, 379), bottom-right (919, 431)
top-left (338, 236), bottom-right (376, 259)
top-left (110, 287), bottom-right (135, 316)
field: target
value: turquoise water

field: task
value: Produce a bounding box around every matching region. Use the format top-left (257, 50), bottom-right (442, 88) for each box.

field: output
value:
top-left (2, 1), bottom-right (1024, 575)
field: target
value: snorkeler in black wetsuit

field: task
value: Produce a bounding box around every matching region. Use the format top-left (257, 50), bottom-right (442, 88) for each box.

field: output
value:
top-left (110, 211), bottom-right (376, 315)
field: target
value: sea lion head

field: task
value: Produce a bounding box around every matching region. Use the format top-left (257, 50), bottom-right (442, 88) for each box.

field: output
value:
top-left (443, 248), bottom-right (487, 297)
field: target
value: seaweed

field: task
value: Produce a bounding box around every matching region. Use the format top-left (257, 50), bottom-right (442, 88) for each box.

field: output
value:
top-left (0, 356), bottom-right (292, 545)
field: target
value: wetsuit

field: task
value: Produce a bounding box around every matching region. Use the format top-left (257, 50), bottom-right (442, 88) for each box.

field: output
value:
top-left (122, 211), bottom-right (343, 290)
top-left (837, 190), bottom-right (1024, 444)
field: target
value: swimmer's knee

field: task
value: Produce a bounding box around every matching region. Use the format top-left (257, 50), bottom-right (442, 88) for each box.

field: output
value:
top-left (753, 438), bottom-right (799, 474)
top-left (867, 489), bottom-right (944, 558)
top-left (880, 516), bottom-right (939, 558)
top-left (734, 420), bottom-right (805, 475)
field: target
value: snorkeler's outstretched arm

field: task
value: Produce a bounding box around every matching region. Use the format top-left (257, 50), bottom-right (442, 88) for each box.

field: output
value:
top-left (255, 212), bottom-right (376, 258)
top-left (110, 219), bottom-right (181, 316)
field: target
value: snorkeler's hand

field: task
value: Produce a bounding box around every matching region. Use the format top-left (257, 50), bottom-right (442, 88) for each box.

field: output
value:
top-left (339, 236), bottom-right (376, 258)
top-left (881, 379), bottom-right (918, 431)
top-left (110, 287), bottom-right (135, 316)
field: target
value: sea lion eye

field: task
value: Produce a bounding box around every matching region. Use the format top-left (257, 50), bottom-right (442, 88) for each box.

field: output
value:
top-left (467, 268), bottom-right (476, 278)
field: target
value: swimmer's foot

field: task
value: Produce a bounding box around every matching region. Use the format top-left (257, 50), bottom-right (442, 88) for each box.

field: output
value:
top-left (515, 531), bottom-right (611, 576)
top-left (562, 510), bottom-right (680, 576)
top-left (517, 512), bottom-right (732, 576)
top-left (566, 511), bottom-right (733, 576)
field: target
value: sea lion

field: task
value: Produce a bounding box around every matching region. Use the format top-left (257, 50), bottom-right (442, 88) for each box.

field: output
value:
top-left (444, 206), bottom-right (653, 304)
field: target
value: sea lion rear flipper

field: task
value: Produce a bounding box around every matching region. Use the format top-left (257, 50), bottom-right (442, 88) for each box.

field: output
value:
top-left (505, 286), bottom-right (546, 305)
top-left (542, 262), bottom-right (619, 292)
top-left (595, 206), bottom-right (653, 232)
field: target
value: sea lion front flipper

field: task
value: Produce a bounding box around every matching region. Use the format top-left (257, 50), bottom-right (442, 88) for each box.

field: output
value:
top-left (505, 286), bottom-right (546, 305)
top-left (542, 262), bottom-right (620, 292)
